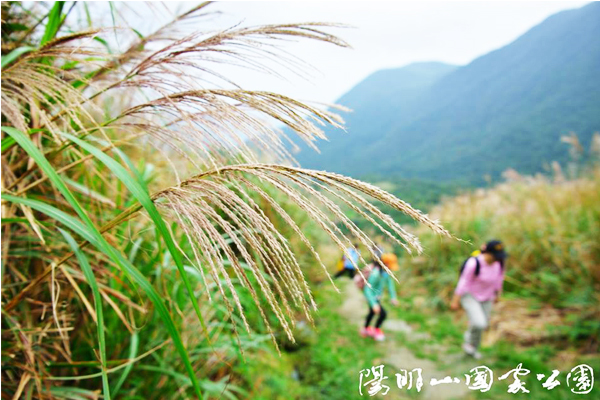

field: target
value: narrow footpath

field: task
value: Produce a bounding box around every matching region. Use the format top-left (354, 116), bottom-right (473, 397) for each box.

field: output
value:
top-left (338, 281), bottom-right (480, 400)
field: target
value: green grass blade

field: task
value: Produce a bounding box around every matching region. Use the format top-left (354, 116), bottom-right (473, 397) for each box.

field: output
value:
top-left (49, 386), bottom-right (101, 400)
top-left (1, 194), bottom-right (95, 245)
top-left (41, 2), bottom-right (65, 46)
top-left (60, 132), bottom-right (210, 340)
top-left (2, 128), bottom-right (45, 154)
top-left (59, 229), bottom-right (111, 400)
top-left (111, 331), bottom-right (139, 396)
top-left (83, 2), bottom-right (92, 28)
top-left (93, 36), bottom-right (112, 54)
top-left (136, 365), bottom-right (192, 386)
top-left (1, 193), bottom-right (203, 398)
top-left (110, 146), bottom-right (148, 194)
top-left (1, 127), bottom-right (204, 399)
top-left (63, 177), bottom-right (115, 206)
top-left (1, 46), bottom-right (36, 69)
top-left (108, 2), bottom-right (119, 45)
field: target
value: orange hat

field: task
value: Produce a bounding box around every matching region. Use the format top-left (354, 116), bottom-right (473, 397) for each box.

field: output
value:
top-left (381, 253), bottom-right (399, 271)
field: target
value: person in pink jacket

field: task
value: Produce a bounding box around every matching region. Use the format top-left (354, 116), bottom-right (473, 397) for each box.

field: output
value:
top-left (450, 240), bottom-right (506, 359)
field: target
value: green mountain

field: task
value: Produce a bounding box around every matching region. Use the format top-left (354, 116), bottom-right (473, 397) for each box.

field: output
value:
top-left (295, 2), bottom-right (600, 185)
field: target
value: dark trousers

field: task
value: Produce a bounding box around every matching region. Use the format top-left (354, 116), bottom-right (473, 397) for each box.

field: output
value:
top-left (334, 268), bottom-right (356, 279)
top-left (365, 302), bottom-right (387, 328)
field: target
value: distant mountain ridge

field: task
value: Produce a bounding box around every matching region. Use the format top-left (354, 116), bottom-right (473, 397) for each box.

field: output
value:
top-left (293, 2), bottom-right (600, 184)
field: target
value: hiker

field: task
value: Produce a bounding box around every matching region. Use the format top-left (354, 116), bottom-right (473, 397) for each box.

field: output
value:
top-left (450, 240), bottom-right (506, 359)
top-left (334, 243), bottom-right (360, 279)
top-left (359, 249), bottom-right (400, 341)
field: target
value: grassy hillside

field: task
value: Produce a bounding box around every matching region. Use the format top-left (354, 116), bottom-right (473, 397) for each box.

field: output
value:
top-left (293, 62), bottom-right (458, 173)
top-left (398, 164), bottom-right (600, 347)
top-left (374, 2), bottom-right (600, 183)
top-left (341, 176), bottom-right (462, 229)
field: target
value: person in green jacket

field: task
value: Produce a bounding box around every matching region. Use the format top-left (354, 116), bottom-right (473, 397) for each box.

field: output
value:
top-left (360, 252), bottom-right (399, 341)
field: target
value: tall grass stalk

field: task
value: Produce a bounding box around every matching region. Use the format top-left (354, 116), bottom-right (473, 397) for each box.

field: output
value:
top-left (1, 2), bottom-right (451, 398)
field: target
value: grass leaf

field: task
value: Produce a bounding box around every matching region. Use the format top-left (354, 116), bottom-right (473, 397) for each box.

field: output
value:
top-left (41, 1), bottom-right (65, 46)
top-left (59, 228), bottom-right (111, 400)
top-left (111, 331), bottom-right (139, 396)
top-left (1, 46), bottom-right (36, 69)
top-left (60, 132), bottom-right (211, 341)
top-left (1, 126), bottom-right (204, 399)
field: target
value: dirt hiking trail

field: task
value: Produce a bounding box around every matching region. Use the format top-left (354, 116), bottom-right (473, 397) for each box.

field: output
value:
top-left (338, 281), bottom-right (484, 400)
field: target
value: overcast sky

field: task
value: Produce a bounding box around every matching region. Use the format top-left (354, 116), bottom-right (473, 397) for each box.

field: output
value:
top-left (112, 1), bottom-right (588, 104)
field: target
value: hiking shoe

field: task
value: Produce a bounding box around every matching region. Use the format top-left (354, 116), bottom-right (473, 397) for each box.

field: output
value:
top-left (462, 342), bottom-right (476, 356)
top-left (373, 328), bottom-right (385, 341)
top-left (360, 327), bottom-right (375, 337)
top-left (463, 343), bottom-right (483, 359)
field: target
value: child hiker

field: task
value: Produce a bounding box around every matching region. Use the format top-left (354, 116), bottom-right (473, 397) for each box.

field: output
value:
top-left (450, 240), bottom-right (506, 359)
top-left (334, 242), bottom-right (360, 279)
top-left (360, 248), bottom-right (399, 341)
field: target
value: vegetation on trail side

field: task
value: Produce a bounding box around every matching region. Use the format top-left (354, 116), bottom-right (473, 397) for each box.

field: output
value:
top-left (392, 155), bottom-right (600, 378)
top-left (1, 2), bottom-right (451, 399)
top-left (232, 159), bottom-right (600, 400)
top-left (288, 161), bottom-right (600, 400)
top-left (399, 161), bottom-right (600, 342)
